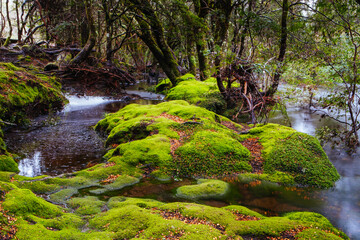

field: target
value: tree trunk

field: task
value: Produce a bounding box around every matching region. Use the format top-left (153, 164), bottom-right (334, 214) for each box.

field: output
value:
top-left (130, 0), bottom-right (180, 85)
top-left (193, 0), bottom-right (210, 81)
top-left (70, 0), bottom-right (97, 65)
top-left (266, 0), bottom-right (288, 97)
top-left (186, 37), bottom-right (196, 75)
top-left (4, 0), bottom-right (12, 46)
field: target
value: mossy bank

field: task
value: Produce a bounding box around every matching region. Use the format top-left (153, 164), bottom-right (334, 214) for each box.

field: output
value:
top-left (0, 62), bottom-right (66, 173)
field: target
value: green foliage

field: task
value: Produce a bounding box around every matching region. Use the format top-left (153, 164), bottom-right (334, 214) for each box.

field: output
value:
top-left (176, 179), bottom-right (230, 200)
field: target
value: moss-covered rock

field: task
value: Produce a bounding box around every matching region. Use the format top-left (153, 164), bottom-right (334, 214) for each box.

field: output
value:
top-left (95, 100), bottom-right (249, 178)
top-left (176, 179), bottom-right (230, 200)
top-left (2, 187), bottom-right (63, 218)
top-left (244, 124), bottom-right (340, 188)
top-left (67, 196), bottom-right (105, 215)
top-left (0, 155), bottom-right (18, 172)
top-left (49, 188), bottom-right (78, 204)
top-left (175, 130), bottom-right (251, 176)
top-left (0, 62), bottom-right (66, 124)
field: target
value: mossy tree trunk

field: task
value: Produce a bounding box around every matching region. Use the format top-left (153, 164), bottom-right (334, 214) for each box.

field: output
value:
top-left (193, 0), bottom-right (210, 81)
top-left (128, 0), bottom-right (180, 85)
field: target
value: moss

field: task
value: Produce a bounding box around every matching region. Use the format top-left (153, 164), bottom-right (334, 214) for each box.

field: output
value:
top-left (111, 135), bottom-right (172, 168)
top-left (0, 171), bottom-right (14, 182)
top-left (0, 62), bottom-right (21, 71)
top-left (284, 212), bottom-right (348, 239)
top-left (239, 171), bottom-right (295, 185)
top-left (166, 78), bottom-right (213, 104)
top-left (245, 124), bottom-right (340, 188)
top-left (150, 169), bottom-right (172, 182)
top-left (15, 218), bottom-right (115, 240)
top-left (90, 175), bottom-right (139, 194)
top-left (0, 155), bottom-right (18, 172)
top-left (28, 213), bottom-right (85, 230)
top-left (45, 176), bottom-right (99, 189)
top-left (108, 196), bottom-right (163, 209)
top-left (3, 188), bottom-right (63, 218)
top-left (227, 217), bottom-right (302, 236)
top-left (0, 63), bottom-right (66, 124)
top-left (175, 130), bottom-right (251, 176)
top-left (296, 228), bottom-right (344, 240)
top-left (162, 74), bottom-right (231, 114)
top-left (155, 78), bottom-right (172, 94)
top-left (15, 180), bottom-right (60, 193)
top-left (90, 204), bottom-right (224, 239)
top-left (95, 100), bottom-right (226, 135)
top-left (222, 205), bottom-right (265, 219)
top-left (75, 162), bottom-right (135, 180)
top-left (176, 179), bottom-right (230, 200)
top-left (49, 188), bottom-right (79, 204)
top-left (67, 196), bottom-right (105, 215)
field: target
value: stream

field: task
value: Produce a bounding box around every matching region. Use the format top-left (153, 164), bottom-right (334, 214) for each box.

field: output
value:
top-left (4, 85), bottom-right (360, 239)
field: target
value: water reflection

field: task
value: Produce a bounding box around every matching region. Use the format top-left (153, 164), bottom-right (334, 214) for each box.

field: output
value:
top-left (18, 151), bottom-right (42, 177)
top-left (5, 95), bottom-right (163, 177)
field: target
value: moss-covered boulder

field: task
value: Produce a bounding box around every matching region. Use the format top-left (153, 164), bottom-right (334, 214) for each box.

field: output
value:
top-left (96, 100), bottom-right (251, 178)
top-left (96, 100), bottom-right (339, 187)
top-left (175, 131), bottom-right (251, 176)
top-left (176, 179), bottom-right (230, 200)
top-left (243, 124), bottom-right (340, 188)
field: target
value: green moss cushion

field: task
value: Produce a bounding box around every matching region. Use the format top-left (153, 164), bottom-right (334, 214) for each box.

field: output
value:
top-left (176, 179), bottom-right (230, 200)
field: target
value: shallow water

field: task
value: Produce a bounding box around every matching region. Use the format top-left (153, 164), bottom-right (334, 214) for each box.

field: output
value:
top-left (270, 107), bottom-right (360, 239)
top-left (4, 88), bottom-right (360, 239)
top-left (4, 93), bottom-right (163, 177)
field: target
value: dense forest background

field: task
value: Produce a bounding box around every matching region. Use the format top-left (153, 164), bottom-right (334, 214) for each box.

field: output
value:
top-left (1, 0), bottom-right (360, 146)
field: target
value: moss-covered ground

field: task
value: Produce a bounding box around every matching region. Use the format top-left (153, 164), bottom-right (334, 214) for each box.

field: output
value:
top-left (0, 180), bottom-right (348, 239)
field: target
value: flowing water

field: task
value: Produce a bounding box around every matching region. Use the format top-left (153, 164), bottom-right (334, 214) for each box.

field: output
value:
top-left (4, 87), bottom-right (360, 239)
